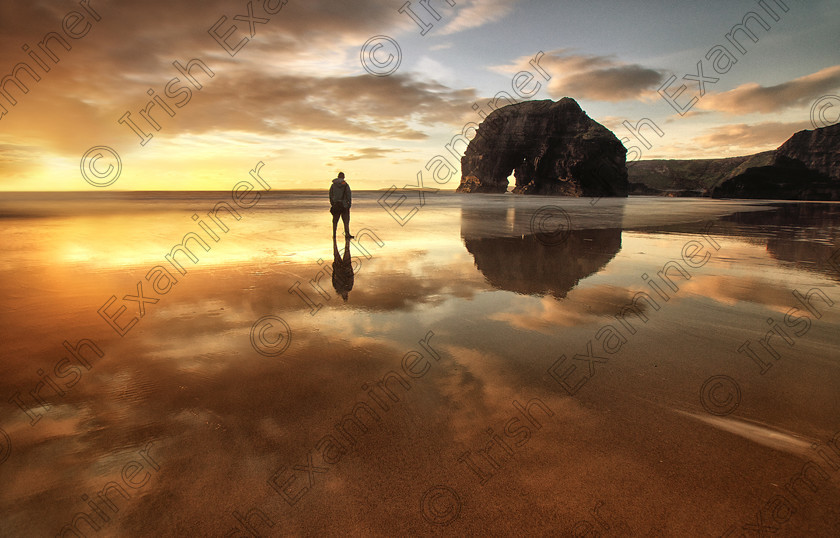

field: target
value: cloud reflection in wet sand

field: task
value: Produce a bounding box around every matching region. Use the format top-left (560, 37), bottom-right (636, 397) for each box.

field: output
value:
top-left (1, 195), bottom-right (839, 535)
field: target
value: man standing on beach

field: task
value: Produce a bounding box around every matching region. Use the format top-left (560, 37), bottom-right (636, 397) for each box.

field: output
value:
top-left (329, 172), bottom-right (354, 238)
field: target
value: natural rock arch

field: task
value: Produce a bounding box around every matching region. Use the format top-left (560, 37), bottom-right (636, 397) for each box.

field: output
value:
top-left (457, 98), bottom-right (628, 196)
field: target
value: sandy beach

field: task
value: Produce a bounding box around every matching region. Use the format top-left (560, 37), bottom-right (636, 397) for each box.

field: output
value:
top-left (1, 192), bottom-right (839, 536)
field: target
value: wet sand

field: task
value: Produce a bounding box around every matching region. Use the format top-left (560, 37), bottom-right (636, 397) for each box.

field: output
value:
top-left (1, 193), bottom-right (839, 536)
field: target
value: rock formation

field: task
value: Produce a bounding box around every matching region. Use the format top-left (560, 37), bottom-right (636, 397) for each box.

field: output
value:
top-left (713, 122), bottom-right (840, 200)
top-left (711, 153), bottom-right (836, 200)
top-left (627, 123), bottom-right (840, 200)
top-left (776, 122), bottom-right (840, 179)
top-left (456, 98), bottom-right (628, 196)
top-left (627, 155), bottom-right (755, 195)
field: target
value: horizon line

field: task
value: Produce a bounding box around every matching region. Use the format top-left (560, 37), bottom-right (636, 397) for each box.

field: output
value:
top-left (0, 188), bottom-right (458, 193)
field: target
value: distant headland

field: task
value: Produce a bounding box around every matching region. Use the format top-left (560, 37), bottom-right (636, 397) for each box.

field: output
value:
top-left (630, 122), bottom-right (840, 200)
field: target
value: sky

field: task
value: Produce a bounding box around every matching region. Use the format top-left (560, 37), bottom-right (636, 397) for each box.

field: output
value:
top-left (0, 0), bottom-right (837, 191)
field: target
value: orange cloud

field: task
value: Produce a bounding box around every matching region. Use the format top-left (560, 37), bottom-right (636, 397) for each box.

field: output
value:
top-left (691, 121), bottom-right (812, 153)
top-left (334, 147), bottom-right (402, 161)
top-left (698, 65), bottom-right (840, 115)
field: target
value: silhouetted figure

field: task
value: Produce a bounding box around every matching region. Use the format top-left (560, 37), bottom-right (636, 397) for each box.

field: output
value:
top-left (332, 236), bottom-right (355, 302)
top-left (329, 172), bottom-right (354, 238)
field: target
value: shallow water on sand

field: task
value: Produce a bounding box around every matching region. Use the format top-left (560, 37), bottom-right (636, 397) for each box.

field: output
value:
top-left (1, 193), bottom-right (839, 536)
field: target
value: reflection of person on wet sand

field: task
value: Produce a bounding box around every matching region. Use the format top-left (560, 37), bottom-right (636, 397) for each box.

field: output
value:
top-left (332, 236), bottom-right (355, 302)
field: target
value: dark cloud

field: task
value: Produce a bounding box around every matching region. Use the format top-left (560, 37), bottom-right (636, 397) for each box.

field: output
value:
top-left (559, 64), bottom-right (664, 102)
top-left (0, 0), bottom-right (478, 170)
top-left (497, 49), bottom-right (665, 103)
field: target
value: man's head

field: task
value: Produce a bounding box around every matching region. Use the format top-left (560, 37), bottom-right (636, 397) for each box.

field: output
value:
top-left (338, 172), bottom-right (345, 180)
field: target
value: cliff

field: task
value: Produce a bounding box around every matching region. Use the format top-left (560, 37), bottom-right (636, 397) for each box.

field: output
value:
top-left (627, 123), bottom-right (840, 200)
top-left (457, 98), bottom-right (628, 196)
top-left (712, 123), bottom-right (840, 199)
top-left (627, 155), bottom-right (756, 194)
top-left (776, 122), bottom-right (840, 179)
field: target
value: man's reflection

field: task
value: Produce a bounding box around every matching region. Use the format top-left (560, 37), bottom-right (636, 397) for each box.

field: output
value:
top-left (332, 236), bottom-right (355, 301)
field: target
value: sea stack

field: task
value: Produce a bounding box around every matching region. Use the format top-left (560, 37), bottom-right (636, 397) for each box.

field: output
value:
top-left (456, 98), bottom-right (628, 196)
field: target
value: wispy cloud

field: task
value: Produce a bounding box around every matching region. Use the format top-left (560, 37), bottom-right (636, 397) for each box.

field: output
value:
top-left (691, 121), bottom-right (812, 153)
top-left (438, 0), bottom-right (519, 35)
top-left (334, 147), bottom-right (401, 161)
top-left (699, 65), bottom-right (840, 115)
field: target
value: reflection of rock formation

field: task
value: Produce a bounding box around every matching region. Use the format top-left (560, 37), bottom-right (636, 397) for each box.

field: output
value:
top-left (461, 205), bottom-right (623, 297)
top-left (651, 204), bottom-right (840, 282)
top-left (456, 98), bottom-right (628, 196)
top-left (463, 230), bottom-right (622, 297)
top-left (730, 204), bottom-right (840, 280)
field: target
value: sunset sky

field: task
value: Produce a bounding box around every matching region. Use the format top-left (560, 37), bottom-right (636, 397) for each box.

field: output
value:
top-left (0, 0), bottom-right (838, 191)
